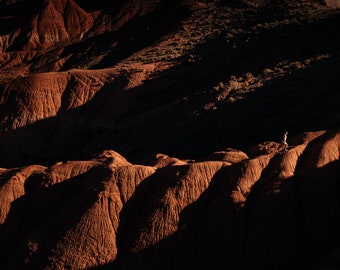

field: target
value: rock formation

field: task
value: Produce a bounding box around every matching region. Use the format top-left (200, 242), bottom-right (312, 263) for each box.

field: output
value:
top-left (0, 0), bottom-right (339, 269)
top-left (0, 130), bottom-right (339, 269)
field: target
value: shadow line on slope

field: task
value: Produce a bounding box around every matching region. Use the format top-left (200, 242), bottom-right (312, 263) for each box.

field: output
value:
top-left (58, 0), bottom-right (191, 71)
top-left (293, 129), bottom-right (340, 264)
top-left (111, 163), bottom-right (248, 270)
top-left (90, 155), bottom-right (340, 270)
top-left (0, 12), bottom-right (339, 167)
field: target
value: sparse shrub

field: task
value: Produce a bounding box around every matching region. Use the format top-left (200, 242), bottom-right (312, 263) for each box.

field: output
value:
top-left (291, 61), bottom-right (304, 69)
top-left (263, 68), bottom-right (274, 75)
top-left (228, 96), bottom-right (236, 103)
top-left (245, 72), bottom-right (254, 81)
top-left (274, 67), bottom-right (284, 73)
top-left (304, 59), bottom-right (312, 65)
top-left (230, 75), bottom-right (237, 81)
top-left (226, 33), bottom-right (234, 39)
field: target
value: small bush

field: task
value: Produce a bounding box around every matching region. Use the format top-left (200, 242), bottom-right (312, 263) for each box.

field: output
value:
top-left (263, 68), bottom-right (274, 75)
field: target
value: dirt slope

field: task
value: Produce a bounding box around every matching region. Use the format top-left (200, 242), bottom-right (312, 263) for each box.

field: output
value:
top-left (0, 130), bottom-right (339, 269)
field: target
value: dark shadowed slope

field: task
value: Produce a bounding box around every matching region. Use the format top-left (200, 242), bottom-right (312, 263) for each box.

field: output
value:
top-left (0, 0), bottom-right (339, 167)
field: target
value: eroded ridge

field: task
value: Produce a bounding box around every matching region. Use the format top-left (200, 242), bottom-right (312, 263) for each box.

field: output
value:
top-left (0, 130), bottom-right (339, 269)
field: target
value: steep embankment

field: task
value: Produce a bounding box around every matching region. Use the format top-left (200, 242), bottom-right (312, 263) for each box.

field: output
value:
top-left (0, 130), bottom-right (339, 269)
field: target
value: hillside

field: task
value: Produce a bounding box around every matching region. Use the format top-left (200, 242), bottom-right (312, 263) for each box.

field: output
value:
top-left (0, 0), bottom-right (339, 269)
top-left (0, 0), bottom-right (339, 166)
top-left (0, 130), bottom-right (339, 269)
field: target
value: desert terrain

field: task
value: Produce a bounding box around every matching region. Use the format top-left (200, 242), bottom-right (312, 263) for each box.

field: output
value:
top-left (0, 0), bottom-right (339, 269)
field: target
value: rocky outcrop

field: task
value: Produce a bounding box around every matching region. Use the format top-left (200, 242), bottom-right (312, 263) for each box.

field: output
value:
top-left (0, 130), bottom-right (339, 269)
top-left (0, 0), bottom-right (163, 52)
top-left (0, 0), bottom-right (183, 74)
top-left (0, 150), bottom-right (155, 269)
top-left (0, 63), bottom-right (171, 166)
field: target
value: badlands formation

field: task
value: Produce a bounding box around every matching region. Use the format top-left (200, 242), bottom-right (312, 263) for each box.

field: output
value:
top-left (0, 0), bottom-right (339, 269)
